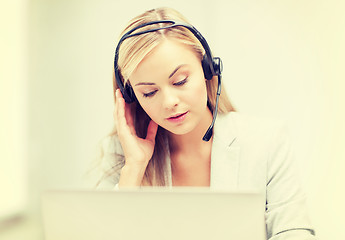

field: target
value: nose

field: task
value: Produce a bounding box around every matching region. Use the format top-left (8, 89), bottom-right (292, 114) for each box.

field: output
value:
top-left (161, 88), bottom-right (179, 110)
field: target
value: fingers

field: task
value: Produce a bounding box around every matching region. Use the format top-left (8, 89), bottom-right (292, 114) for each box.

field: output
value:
top-left (115, 89), bottom-right (131, 136)
top-left (124, 102), bottom-right (136, 135)
top-left (115, 89), bottom-right (125, 123)
top-left (146, 120), bottom-right (158, 142)
top-left (117, 89), bottom-right (136, 133)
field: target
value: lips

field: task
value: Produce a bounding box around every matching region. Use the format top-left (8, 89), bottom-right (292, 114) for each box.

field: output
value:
top-left (169, 112), bottom-right (186, 119)
top-left (167, 111), bottom-right (188, 123)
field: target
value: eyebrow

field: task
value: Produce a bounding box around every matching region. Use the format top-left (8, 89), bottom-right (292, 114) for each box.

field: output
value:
top-left (134, 82), bottom-right (156, 86)
top-left (169, 64), bottom-right (186, 78)
top-left (134, 64), bottom-right (186, 87)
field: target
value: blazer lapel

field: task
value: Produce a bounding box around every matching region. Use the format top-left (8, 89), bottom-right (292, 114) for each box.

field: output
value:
top-left (210, 113), bottom-right (240, 190)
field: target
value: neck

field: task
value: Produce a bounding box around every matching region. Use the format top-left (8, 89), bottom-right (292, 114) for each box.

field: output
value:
top-left (168, 108), bottom-right (213, 155)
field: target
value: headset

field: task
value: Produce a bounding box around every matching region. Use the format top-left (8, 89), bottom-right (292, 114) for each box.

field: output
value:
top-left (114, 20), bottom-right (222, 141)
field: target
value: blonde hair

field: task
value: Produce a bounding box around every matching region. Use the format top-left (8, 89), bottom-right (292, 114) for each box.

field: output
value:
top-left (101, 7), bottom-right (235, 187)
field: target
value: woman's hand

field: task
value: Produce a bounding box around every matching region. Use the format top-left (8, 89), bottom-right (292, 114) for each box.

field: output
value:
top-left (114, 89), bottom-right (158, 187)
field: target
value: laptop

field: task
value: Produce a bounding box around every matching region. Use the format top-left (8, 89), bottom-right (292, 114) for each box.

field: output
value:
top-left (41, 188), bottom-right (266, 240)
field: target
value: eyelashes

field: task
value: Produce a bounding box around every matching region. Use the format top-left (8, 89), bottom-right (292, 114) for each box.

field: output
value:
top-left (142, 78), bottom-right (188, 98)
top-left (143, 90), bottom-right (158, 98)
top-left (173, 78), bottom-right (187, 86)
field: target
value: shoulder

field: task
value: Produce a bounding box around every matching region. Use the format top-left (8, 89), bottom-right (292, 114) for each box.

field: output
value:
top-left (214, 111), bottom-right (293, 175)
top-left (101, 134), bottom-right (124, 155)
top-left (215, 111), bottom-right (289, 146)
top-left (93, 134), bottom-right (124, 189)
top-left (99, 134), bottom-right (125, 172)
top-left (216, 112), bottom-right (296, 184)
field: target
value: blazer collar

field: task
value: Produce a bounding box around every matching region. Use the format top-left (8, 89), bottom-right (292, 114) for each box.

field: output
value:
top-left (210, 112), bottom-right (240, 190)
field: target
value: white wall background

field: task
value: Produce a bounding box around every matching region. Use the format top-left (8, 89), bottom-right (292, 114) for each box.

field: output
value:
top-left (1, 0), bottom-right (345, 239)
top-left (0, 0), bottom-right (28, 220)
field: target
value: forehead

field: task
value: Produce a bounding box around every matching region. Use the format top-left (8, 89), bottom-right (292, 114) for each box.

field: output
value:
top-left (130, 39), bottom-right (200, 84)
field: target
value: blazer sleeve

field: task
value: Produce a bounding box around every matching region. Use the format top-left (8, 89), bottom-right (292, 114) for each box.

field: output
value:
top-left (265, 125), bottom-right (317, 240)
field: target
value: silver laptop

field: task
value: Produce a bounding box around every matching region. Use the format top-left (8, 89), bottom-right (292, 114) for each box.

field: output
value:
top-left (41, 188), bottom-right (266, 240)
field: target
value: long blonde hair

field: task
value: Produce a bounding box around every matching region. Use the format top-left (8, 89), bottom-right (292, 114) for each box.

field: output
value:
top-left (101, 7), bottom-right (235, 187)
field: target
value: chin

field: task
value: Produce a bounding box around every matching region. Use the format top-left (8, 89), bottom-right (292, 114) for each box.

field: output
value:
top-left (163, 120), bottom-right (200, 136)
top-left (167, 128), bottom-right (192, 136)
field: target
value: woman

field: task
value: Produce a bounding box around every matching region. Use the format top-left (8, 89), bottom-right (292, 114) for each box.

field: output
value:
top-left (97, 7), bottom-right (316, 240)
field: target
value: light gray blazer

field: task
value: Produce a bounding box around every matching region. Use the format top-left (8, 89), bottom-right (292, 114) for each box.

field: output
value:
top-left (207, 112), bottom-right (316, 239)
top-left (97, 112), bottom-right (316, 240)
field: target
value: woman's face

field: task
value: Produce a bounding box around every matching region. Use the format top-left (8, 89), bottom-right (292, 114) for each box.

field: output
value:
top-left (129, 39), bottom-right (210, 136)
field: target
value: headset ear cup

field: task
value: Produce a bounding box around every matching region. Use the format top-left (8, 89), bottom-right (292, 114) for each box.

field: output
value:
top-left (114, 66), bottom-right (135, 103)
top-left (123, 83), bottom-right (136, 103)
top-left (202, 55), bottom-right (213, 80)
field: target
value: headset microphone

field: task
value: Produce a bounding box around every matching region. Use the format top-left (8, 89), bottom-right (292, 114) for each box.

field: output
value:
top-left (114, 20), bottom-right (222, 142)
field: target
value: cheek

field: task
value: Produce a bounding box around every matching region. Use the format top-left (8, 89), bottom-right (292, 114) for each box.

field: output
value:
top-left (138, 101), bottom-right (161, 121)
top-left (186, 79), bottom-right (208, 107)
top-left (133, 89), bottom-right (160, 121)
top-left (190, 67), bottom-right (208, 104)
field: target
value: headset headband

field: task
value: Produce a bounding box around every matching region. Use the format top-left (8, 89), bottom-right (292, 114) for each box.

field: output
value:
top-left (114, 20), bottom-right (220, 102)
top-left (115, 20), bottom-right (214, 71)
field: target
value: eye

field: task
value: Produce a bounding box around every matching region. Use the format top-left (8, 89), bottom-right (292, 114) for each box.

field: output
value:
top-left (143, 90), bottom-right (158, 98)
top-left (174, 78), bottom-right (188, 86)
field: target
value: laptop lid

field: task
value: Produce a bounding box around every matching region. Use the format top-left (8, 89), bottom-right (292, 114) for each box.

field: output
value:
top-left (41, 188), bottom-right (266, 240)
